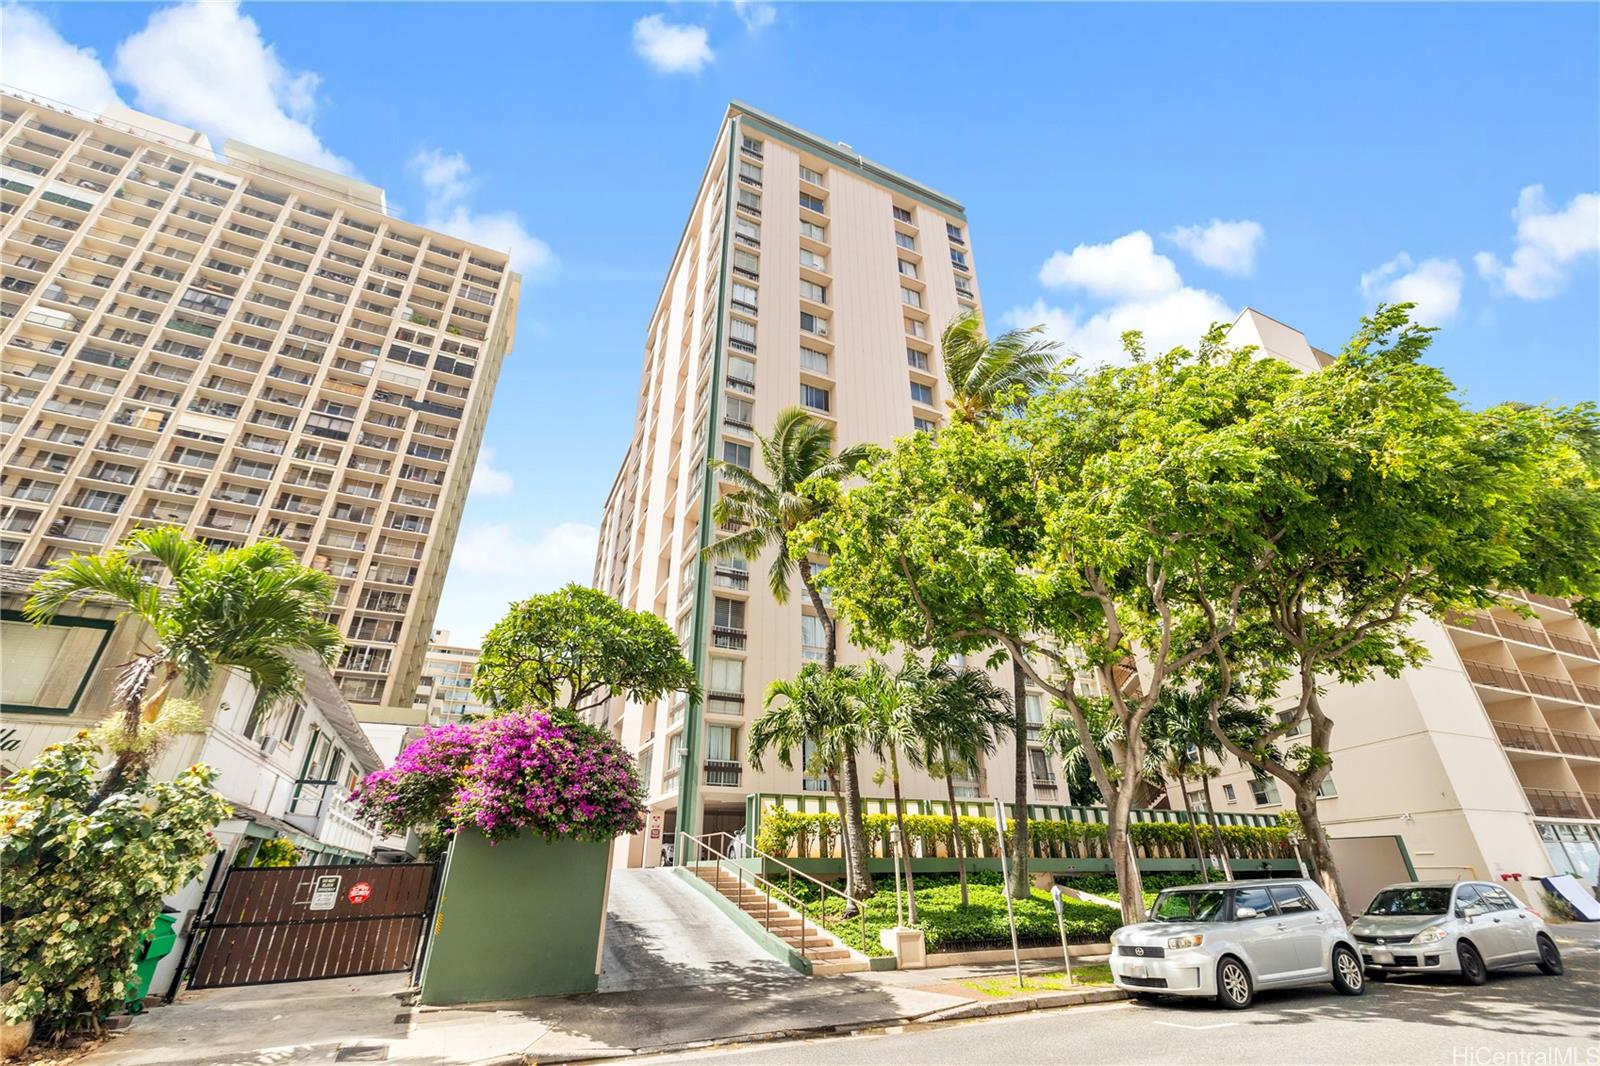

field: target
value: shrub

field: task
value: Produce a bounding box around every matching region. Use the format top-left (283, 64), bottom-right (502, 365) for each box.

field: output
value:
top-left (250, 838), bottom-right (300, 868)
top-left (0, 739), bottom-right (231, 1034)
top-left (351, 710), bottom-right (646, 844)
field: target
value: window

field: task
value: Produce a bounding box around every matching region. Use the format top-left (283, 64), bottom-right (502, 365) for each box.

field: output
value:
top-left (947, 222), bottom-right (965, 243)
top-left (799, 191), bottom-right (826, 213)
top-left (731, 282), bottom-right (758, 311)
top-left (898, 259), bottom-right (919, 279)
top-left (1480, 886), bottom-right (1519, 911)
top-left (1222, 783), bottom-right (1237, 803)
top-left (800, 220), bottom-right (826, 242)
top-left (904, 317), bottom-right (927, 339)
top-left (738, 160), bottom-right (763, 185)
top-left (950, 248), bottom-right (970, 270)
top-left (734, 218), bottom-right (760, 245)
top-left (709, 657), bottom-right (744, 695)
top-left (706, 724), bottom-right (736, 761)
top-left (722, 440), bottom-right (752, 470)
top-left (729, 318), bottom-right (757, 344)
top-left (906, 347), bottom-right (929, 370)
top-left (727, 354), bottom-right (756, 389)
top-left (801, 614), bottom-right (828, 659)
top-left (895, 231), bottom-right (916, 251)
top-left (737, 188), bottom-right (761, 214)
top-left (800, 383), bottom-right (830, 412)
top-left (901, 287), bottom-right (923, 309)
top-left (913, 416), bottom-right (936, 434)
top-left (1029, 749), bottom-right (1053, 782)
top-left (1232, 887), bottom-right (1276, 919)
top-left (799, 279), bottom-right (827, 304)
top-left (798, 164), bottom-right (825, 185)
top-left (723, 395), bottom-right (754, 427)
top-left (1249, 773), bottom-right (1281, 806)
top-left (800, 311), bottom-right (827, 336)
top-left (892, 206), bottom-right (913, 224)
top-left (800, 345), bottom-right (830, 374)
top-left (1317, 775), bottom-right (1338, 798)
top-left (638, 747), bottom-right (653, 789)
top-left (714, 597), bottom-right (745, 630)
top-left (910, 381), bottom-right (934, 406)
top-left (733, 249), bottom-right (760, 277)
top-left (799, 248), bottom-right (827, 271)
top-left (1268, 885), bottom-right (1316, 914)
top-left (1187, 789), bottom-right (1208, 810)
top-left (741, 135), bottom-right (764, 156)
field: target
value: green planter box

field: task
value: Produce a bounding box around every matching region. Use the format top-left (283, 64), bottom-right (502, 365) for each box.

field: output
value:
top-left (419, 830), bottom-right (614, 1005)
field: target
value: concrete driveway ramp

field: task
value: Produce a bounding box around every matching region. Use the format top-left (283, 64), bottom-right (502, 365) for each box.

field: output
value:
top-left (600, 867), bottom-right (798, 992)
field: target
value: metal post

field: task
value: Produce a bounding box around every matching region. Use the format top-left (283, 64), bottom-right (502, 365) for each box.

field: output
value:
top-left (891, 825), bottom-right (904, 929)
top-left (992, 797), bottom-right (1024, 989)
top-left (1050, 884), bottom-right (1075, 985)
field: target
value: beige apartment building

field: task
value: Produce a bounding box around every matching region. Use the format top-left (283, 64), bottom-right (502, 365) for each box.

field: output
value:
top-left (1166, 310), bottom-right (1600, 909)
top-left (0, 91), bottom-right (520, 726)
top-left (593, 102), bottom-right (1067, 866)
top-left (413, 628), bottom-right (492, 725)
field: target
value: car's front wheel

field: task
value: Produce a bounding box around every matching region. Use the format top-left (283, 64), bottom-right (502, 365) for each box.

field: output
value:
top-left (1216, 956), bottom-right (1254, 1009)
top-left (1331, 945), bottom-right (1366, 995)
top-left (1457, 942), bottom-right (1489, 986)
top-left (1535, 933), bottom-right (1564, 976)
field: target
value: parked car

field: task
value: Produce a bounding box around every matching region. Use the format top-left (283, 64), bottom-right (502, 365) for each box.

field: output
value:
top-left (1110, 878), bottom-right (1365, 1009)
top-left (1349, 880), bottom-right (1564, 984)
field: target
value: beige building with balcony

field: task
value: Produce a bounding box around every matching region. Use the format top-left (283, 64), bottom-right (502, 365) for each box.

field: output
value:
top-left (412, 628), bottom-right (491, 726)
top-left (593, 103), bottom-right (1066, 866)
top-left (1165, 310), bottom-right (1600, 909)
top-left (0, 91), bottom-right (520, 725)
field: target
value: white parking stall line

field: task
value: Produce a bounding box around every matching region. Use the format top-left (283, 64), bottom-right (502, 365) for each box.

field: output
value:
top-left (1152, 1021), bottom-right (1240, 1031)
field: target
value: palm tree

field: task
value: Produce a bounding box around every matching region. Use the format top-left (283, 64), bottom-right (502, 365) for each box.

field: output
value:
top-left (1143, 689), bottom-right (1251, 880)
top-left (853, 661), bottom-right (924, 924)
top-left (939, 310), bottom-right (1060, 898)
top-left (25, 526), bottom-right (343, 805)
top-left (906, 658), bottom-right (1012, 906)
top-left (708, 407), bottom-right (874, 899)
top-left (754, 666), bottom-right (862, 877)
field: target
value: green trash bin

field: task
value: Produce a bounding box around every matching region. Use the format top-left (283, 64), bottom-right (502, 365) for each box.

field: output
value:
top-left (127, 909), bottom-right (180, 1013)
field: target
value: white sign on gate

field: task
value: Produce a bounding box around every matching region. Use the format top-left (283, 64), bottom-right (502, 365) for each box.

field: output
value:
top-left (308, 874), bottom-right (342, 911)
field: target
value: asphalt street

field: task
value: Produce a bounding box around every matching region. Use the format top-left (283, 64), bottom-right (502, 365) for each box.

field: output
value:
top-left (639, 929), bottom-right (1600, 1065)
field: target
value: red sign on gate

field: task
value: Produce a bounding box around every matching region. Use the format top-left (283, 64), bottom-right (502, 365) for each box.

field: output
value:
top-left (348, 881), bottom-right (373, 905)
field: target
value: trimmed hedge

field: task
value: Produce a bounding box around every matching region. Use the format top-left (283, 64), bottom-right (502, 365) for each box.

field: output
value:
top-left (755, 805), bottom-right (1292, 862)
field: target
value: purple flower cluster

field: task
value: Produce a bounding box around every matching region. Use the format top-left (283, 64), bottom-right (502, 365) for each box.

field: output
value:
top-left (350, 711), bottom-right (646, 844)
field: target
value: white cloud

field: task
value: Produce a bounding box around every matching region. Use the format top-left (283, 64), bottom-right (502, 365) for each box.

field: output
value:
top-left (1037, 231), bottom-right (1184, 301)
top-left (408, 149), bottom-right (556, 278)
top-left (112, 0), bottom-right (351, 174)
top-left (734, 1), bottom-right (778, 33)
top-left (1004, 288), bottom-right (1235, 370)
top-left (470, 447), bottom-right (513, 497)
top-left (1166, 219), bottom-right (1265, 276)
top-left (1359, 254), bottom-right (1464, 325)
top-left (0, 3), bottom-right (121, 112)
top-left (1474, 185), bottom-right (1600, 300)
top-left (632, 14), bottom-right (714, 75)
top-left (435, 523), bottom-right (600, 644)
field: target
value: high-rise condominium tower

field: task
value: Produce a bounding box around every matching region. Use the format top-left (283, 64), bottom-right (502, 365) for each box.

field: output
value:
top-left (593, 103), bottom-right (1066, 866)
top-left (0, 91), bottom-right (520, 725)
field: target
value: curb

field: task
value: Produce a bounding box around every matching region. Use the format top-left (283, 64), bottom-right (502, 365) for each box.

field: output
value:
top-left (919, 986), bottom-right (1128, 1022)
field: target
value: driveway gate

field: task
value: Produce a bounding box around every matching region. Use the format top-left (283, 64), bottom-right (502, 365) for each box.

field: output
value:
top-left (190, 862), bottom-right (438, 989)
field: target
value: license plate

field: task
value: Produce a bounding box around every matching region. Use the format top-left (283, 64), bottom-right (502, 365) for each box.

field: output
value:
top-left (1369, 949), bottom-right (1393, 964)
top-left (1124, 961), bottom-right (1147, 978)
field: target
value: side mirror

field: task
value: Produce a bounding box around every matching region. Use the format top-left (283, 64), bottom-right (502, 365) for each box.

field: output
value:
top-left (1235, 905), bottom-right (1259, 919)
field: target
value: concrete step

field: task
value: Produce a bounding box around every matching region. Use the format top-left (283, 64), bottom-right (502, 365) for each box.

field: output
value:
top-left (811, 959), bottom-right (872, 976)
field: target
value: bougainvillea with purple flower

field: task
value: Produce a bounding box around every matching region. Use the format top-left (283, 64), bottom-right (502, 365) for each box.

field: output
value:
top-left (351, 711), bottom-right (645, 844)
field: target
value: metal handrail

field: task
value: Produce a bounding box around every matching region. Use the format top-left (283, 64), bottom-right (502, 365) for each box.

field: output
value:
top-left (681, 829), bottom-right (866, 963)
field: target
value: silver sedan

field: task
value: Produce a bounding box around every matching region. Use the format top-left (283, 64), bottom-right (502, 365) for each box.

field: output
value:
top-left (1349, 880), bottom-right (1565, 983)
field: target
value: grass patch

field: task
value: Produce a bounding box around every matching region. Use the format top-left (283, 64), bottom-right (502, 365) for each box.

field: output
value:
top-left (961, 964), bottom-right (1114, 997)
top-left (776, 873), bottom-right (1120, 957)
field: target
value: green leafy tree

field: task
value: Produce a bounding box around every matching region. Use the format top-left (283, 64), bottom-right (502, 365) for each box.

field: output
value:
top-left (904, 658), bottom-right (1012, 906)
top-left (938, 310), bottom-right (1060, 899)
top-left (25, 527), bottom-right (342, 804)
top-left (708, 407), bottom-right (874, 900)
top-left (473, 584), bottom-right (698, 718)
top-left (1204, 307), bottom-right (1600, 912)
top-left (1141, 688), bottom-right (1253, 880)
top-left (0, 738), bottom-right (232, 1035)
top-left (752, 665), bottom-right (865, 870)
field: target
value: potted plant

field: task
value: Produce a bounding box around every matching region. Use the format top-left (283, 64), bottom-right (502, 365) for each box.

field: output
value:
top-left (352, 711), bottom-right (644, 1003)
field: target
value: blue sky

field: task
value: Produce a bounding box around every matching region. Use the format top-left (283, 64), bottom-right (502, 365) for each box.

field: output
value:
top-left (6, 1), bottom-right (1597, 642)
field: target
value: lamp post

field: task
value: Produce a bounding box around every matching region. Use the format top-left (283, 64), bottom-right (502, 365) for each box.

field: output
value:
top-left (992, 797), bottom-right (1024, 989)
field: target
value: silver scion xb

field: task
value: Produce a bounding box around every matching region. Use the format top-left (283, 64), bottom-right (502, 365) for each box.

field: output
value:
top-left (1349, 881), bottom-right (1564, 984)
top-left (1110, 879), bottom-right (1365, 1009)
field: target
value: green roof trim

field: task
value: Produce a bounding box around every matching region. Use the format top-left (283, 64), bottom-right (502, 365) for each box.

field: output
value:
top-left (729, 101), bottom-right (968, 222)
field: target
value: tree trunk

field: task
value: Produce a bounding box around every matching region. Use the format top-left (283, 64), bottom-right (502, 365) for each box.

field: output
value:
top-left (1108, 786), bottom-right (1147, 924)
top-left (1198, 762), bottom-right (1233, 879)
top-left (829, 773), bottom-right (854, 899)
top-left (890, 750), bottom-right (917, 926)
top-left (1294, 784), bottom-right (1349, 917)
top-left (1177, 775), bottom-right (1209, 883)
top-left (87, 660), bottom-right (162, 811)
top-left (943, 757), bottom-right (969, 907)
top-left (1008, 655), bottom-right (1031, 900)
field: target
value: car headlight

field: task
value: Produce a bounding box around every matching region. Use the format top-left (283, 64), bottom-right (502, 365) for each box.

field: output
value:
top-left (1167, 934), bottom-right (1204, 950)
top-left (1411, 926), bottom-right (1449, 945)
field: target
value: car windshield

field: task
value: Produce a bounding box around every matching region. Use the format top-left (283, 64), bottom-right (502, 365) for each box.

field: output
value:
top-left (1365, 887), bottom-right (1452, 916)
top-left (1150, 889), bottom-right (1227, 922)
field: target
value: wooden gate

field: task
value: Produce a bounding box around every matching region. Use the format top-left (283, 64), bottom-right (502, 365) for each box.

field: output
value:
top-left (190, 862), bottom-right (437, 989)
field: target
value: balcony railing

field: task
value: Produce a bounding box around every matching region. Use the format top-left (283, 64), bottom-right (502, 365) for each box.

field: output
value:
top-left (712, 626), bottom-right (747, 651)
top-left (1549, 632), bottom-right (1599, 659)
top-left (1522, 671), bottom-right (1581, 702)
top-left (705, 760), bottom-right (742, 788)
top-left (1524, 788), bottom-right (1592, 819)
top-left (1459, 659), bottom-right (1525, 692)
top-left (1492, 720), bottom-right (1558, 753)
top-left (1550, 728), bottom-right (1600, 760)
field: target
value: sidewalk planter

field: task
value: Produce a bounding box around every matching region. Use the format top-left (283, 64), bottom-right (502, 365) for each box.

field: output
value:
top-left (419, 830), bottom-right (614, 1004)
top-left (879, 926), bottom-right (927, 969)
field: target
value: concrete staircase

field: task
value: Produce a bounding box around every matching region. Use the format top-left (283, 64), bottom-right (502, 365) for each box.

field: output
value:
top-left (693, 865), bottom-right (871, 975)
